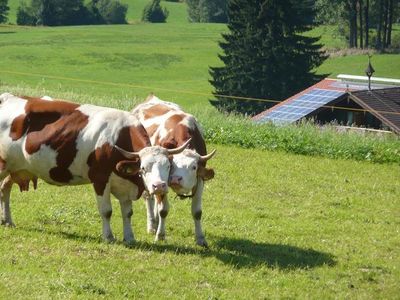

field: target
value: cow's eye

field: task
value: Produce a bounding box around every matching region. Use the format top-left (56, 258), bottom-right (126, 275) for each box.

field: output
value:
top-left (192, 165), bottom-right (197, 170)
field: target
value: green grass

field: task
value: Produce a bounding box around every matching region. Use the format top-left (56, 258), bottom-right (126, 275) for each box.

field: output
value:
top-left (192, 107), bottom-right (400, 164)
top-left (0, 144), bottom-right (399, 298)
top-left (317, 53), bottom-right (400, 78)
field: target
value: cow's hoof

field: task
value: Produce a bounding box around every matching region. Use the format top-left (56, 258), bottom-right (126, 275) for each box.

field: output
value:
top-left (196, 238), bottom-right (208, 248)
top-left (1, 220), bottom-right (15, 227)
top-left (155, 233), bottom-right (166, 241)
top-left (123, 239), bottom-right (136, 246)
top-left (104, 235), bottom-right (116, 243)
top-left (147, 227), bottom-right (156, 234)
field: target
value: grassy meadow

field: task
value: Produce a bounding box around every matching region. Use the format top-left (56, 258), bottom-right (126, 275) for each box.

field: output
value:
top-left (0, 2), bottom-right (400, 298)
top-left (0, 145), bottom-right (399, 298)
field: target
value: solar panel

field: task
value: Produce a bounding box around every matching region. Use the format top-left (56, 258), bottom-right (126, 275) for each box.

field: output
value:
top-left (256, 88), bottom-right (345, 124)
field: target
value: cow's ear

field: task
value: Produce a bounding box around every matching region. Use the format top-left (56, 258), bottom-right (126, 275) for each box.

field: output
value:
top-left (116, 160), bottom-right (140, 175)
top-left (198, 166), bottom-right (215, 181)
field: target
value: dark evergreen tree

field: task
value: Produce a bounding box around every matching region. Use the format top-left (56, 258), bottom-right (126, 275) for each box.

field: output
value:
top-left (142, 0), bottom-right (169, 23)
top-left (96, 0), bottom-right (128, 24)
top-left (209, 0), bottom-right (327, 115)
top-left (0, 0), bottom-right (9, 23)
top-left (187, 0), bottom-right (228, 23)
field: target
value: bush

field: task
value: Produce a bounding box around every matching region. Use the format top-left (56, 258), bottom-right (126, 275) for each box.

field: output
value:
top-left (16, 0), bottom-right (128, 26)
top-left (96, 0), bottom-right (128, 24)
top-left (16, 2), bottom-right (37, 25)
top-left (142, 0), bottom-right (169, 23)
top-left (187, 0), bottom-right (227, 23)
top-left (189, 105), bottom-right (400, 164)
top-left (0, 0), bottom-right (9, 24)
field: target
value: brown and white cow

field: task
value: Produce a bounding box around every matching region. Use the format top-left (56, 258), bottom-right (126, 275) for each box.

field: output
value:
top-left (0, 93), bottom-right (189, 243)
top-left (131, 95), bottom-right (215, 247)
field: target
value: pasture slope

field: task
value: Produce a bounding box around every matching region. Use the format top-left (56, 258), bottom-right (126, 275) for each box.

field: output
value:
top-left (0, 142), bottom-right (399, 298)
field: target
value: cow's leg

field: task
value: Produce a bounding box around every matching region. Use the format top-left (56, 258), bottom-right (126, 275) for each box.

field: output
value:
top-left (95, 184), bottom-right (115, 242)
top-left (1, 176), bottom-right (15, 227)
top-left (144, 191), bottom-right (157, 234)
top-left (192, 179), bottom-right (207, 247)
top-left (118, 198), bottom-right (135, 244)
top-left (155, 195), bottom-right (169, 241)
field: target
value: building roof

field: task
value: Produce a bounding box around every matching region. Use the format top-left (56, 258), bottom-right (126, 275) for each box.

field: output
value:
top-left (252, 79), bottom-right (348, 124)
top-left (349, 88), bottom-right (400, 134)
top-left (253, 77), bottom-right (400, 134)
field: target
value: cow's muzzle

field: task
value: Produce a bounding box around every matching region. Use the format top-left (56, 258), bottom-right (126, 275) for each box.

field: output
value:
top-left (151, 181), bottom-right (168, 195)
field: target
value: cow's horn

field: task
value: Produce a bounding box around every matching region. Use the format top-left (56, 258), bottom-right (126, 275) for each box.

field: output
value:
top-left (167, 138), bottom-right (192, 155)
top-left (199, 149), bottom-right (216, 162)
top-left (114, 145), bottom-right (140, 159)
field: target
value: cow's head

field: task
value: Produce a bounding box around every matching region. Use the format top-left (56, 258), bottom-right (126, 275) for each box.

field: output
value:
top-left (169, 149), bottom-right (216, 195)
top-left (115, 139), bottom-right (191, 199)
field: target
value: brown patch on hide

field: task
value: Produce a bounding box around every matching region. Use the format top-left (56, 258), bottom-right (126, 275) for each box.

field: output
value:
top-left (10, 97), bottom-right (80, 141)
top-left (9, 97), bottom-right (87, 184)
top-left (142, 104), bottom-right (171, 120)
top-left (0, 156), bottom-right (6, 171)
top-left (87, 125), bottom-right (150, 196)
top-left (145, 124), bottom-right (159, 140)
top-left (9, 114), bottom-right (28, 141)
top-left (24, 112), bottom-right (89, 183)
top-left (158, 114), bottom-right (208, 166)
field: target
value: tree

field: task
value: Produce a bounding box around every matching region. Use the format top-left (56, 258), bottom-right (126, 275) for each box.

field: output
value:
top-left (16, 0), bottom-right (128, 26)
top-left (209, 0), bottom-right (326, 115)
top-left (96, 0), bottom-right (128, 24)
top-left (142, 0), bottom-right (169, 23)
top-left (0, 0), bottom-right (9, 23)
top-left (16, 1), bottom-right (36, 25)
top-left (187, 0), bottom-right (228, 23)
top-left (315, 0), bottom-right (399, 50)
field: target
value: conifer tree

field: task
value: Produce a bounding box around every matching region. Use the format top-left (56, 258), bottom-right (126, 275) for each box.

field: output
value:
top-left (142, 0), bottom-right (169, 23)
top-left (209, 0), bottom-right (326, 115)
top-left (0, 0), bottom-right (10, 23)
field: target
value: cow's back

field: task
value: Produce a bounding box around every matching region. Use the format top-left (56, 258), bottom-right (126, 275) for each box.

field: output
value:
top-left (132, 96), bottom-right (207, 156)
top-left (0, 93), bottom-right (147, 189)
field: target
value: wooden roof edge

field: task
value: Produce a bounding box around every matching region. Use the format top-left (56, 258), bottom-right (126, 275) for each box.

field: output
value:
top-left (348, 92), bottom-right (400, 135)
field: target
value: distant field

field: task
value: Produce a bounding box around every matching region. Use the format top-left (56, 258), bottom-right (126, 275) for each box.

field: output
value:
top-left (0, 23), bottom-right (225, 108)
top-left (1, 23), bottom-right (400, 111)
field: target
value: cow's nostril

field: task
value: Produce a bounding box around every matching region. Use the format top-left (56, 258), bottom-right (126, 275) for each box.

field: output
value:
top-left (162, 183), bottom-right (167, 188)
top-left (178, 176), bottom-right (183, 182)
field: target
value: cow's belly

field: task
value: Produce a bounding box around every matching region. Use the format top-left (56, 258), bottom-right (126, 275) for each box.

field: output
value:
top-left (23, 144), bottom-right (91, 186)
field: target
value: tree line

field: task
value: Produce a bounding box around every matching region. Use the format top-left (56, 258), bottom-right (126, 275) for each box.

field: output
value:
top-left (15, 0), bottom-right (128, 26)
top-left (0, 0), bottom-right (172, 25)
top-left (316, 0), bottom-right (399, 50)
top-left (186, 0), bottom-right (399, 50)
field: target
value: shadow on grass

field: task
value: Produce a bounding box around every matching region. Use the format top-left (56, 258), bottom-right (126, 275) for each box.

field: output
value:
top-left (213, 237), bottom-right (336, 270)
top-left (18, 227), bottom-right (336, 270)
top-left (113, 236), bottom-right (336, 270)
top-left (0, 31), bottom-right (16, 34)
top-left (20, 226), bottom-right (102, 243)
